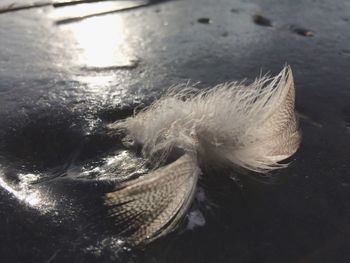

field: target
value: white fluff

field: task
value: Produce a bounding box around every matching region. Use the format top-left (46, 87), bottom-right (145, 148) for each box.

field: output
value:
top-left (105, 66), bottom-right (301, 245)
top-left (110, 66), bottom-right (300, 173)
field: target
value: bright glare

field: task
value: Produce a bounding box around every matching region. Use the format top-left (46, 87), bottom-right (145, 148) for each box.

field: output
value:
top-left (0, 171), bottom-right (55, 212)
top-left (68, 15), bottom-right (133, 68)
top-left (49, 1), bottom-right (139, 68)
top-left (72, 16), bottom-right (123, 67)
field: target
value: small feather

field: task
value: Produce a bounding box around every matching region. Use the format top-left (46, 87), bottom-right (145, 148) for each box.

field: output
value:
top-left (106, 66), bottom-right (301, 245)
top-left (104, 154), bottom-right (200, 245)
top-left (111, 66), bottom-right (301, 172)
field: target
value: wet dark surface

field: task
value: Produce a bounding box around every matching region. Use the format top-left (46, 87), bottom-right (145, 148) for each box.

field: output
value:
top-left (1, 0), bottom-right (350, 262)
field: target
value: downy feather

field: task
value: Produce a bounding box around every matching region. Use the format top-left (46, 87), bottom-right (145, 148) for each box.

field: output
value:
top-left (105, 66), bottom-right (301, 245)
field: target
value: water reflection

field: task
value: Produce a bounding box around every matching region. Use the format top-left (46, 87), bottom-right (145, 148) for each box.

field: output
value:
top-left (54, 3), bottom-right (136, 69)
top-left (73, 150), bottom-right (148, 182)
top-left (0, 5), bottom-right (142, 211)
top-left (0, 170), bottom-right (56, 213)
top-left (54, 3), bottom-right (138, 116)
top-left (0, 151), bottom-right (147, 214)
top-left (70, 16), bottom-right (131, 68)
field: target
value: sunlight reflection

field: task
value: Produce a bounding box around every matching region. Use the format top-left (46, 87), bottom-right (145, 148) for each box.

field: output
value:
top-left (48, 1), bottom-right (140, 68)
top-left (67, 13), bottom-right (134, 69)
top-left (77, 150), bottom-right (147, 181)
top-left (49, 2), bottom-right (140, 112)
top-left (0, 170), bottom-right (56, 213)
top-left (72, 16), bottom-right (125, 67)
top-left (75, 75), bottom-right (116, 89)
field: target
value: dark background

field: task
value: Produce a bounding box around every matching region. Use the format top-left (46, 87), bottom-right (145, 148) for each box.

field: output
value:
top-left (1, 0), bottom-right (350, 262)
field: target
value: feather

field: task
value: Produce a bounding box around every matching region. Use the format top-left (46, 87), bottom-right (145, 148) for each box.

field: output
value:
top-left (110, 66), bottom-right (300, 172)
top-left (104, 154), bottom-right (200, 245)
top-left (106, 66), bottom-right (301, 245)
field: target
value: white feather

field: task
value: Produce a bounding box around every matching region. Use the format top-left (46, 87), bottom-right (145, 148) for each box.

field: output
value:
top-left (105, 66), bottom-right (301, 245)
top-left (110, 66), bottom-right (300, 173)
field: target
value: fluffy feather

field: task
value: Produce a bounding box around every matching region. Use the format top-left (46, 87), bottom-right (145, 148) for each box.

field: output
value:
top-left (111, 66), bottom-right (300, 171)
top-left (105, 66), bottom-right (301, 245)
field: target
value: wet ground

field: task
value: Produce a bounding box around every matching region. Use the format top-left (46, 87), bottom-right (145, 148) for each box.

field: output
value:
top-left (1, 0), bottom-right (350, 262)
